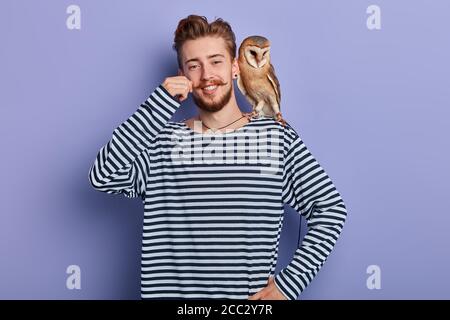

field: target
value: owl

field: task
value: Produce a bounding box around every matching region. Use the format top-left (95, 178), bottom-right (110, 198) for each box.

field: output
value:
top-left (236, 35), bottom-right (286, 126)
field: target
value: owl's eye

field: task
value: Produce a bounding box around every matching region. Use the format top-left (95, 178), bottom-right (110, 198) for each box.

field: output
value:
top-left (250, 50), bottom-right (256, 56)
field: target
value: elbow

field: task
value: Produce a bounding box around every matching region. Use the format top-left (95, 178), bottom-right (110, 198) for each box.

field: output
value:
top-left (336, 198), bottom-right (348, 231)
top-left (88, 164), bottom-right (105, 190)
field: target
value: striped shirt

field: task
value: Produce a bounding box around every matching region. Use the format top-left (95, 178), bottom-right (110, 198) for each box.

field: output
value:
top-left (88, 84), bottom-right (347, 300)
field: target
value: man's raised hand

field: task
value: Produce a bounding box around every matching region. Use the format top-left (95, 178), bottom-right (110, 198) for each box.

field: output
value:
top-left (162, 76), bottom-right (193, 102)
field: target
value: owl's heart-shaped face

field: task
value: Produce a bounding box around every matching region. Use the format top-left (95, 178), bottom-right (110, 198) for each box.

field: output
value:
top-left (244, 45), bottom-right (270, 69)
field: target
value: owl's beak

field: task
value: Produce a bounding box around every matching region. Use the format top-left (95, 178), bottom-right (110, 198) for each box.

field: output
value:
top-left (257, 60), bottom-right (266, 68)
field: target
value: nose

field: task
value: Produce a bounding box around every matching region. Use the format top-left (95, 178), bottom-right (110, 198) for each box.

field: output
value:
top-left (201, 63), bottom-right (214, 81)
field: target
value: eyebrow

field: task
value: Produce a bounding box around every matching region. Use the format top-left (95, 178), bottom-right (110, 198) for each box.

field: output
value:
top-left (184, 54), bottom-right (225, 65)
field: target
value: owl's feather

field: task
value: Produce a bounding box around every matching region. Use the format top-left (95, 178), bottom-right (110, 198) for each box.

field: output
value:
top-left (236, 75), bottom-right (247, 97)
top-left (267, 64), bottom-right (281, 105)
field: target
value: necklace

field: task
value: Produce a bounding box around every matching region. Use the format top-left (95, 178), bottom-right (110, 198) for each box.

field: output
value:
top-left (200, 113), bottom-right (248, 132)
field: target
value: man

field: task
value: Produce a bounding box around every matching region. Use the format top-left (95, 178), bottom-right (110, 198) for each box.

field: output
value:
top-left (89, 15), bottom-right (347, 300)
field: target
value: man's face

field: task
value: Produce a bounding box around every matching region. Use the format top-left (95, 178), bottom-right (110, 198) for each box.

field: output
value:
top-left (179, 36), bottom-right (239, 112)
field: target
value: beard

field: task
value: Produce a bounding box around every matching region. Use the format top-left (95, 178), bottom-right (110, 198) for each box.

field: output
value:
top-left (192, 80), bottom-right (233, 113)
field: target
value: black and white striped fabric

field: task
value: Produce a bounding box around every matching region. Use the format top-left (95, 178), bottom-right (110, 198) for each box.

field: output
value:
top-left (88, 84), bottom-right (347, 300)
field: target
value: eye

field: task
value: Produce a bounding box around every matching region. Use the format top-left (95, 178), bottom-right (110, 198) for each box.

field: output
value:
top-left (188, 65), bottom-right (199, 70)
top-left (213, 60), bottom-right (222, 65)
top-left (250, 50), bottom-right (256, 56)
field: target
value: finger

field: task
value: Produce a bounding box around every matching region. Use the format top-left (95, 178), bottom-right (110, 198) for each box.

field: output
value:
top-left (171, 76), bottom-right (193, 87)
top-left (171, 75), bottom-right (189, 81)
top-left (165, 84), bottom-right (190, 98)
top-left (176, 76), bottom-right (193, 89)
top-left (179, 79), bottom-right (193, 92)
top-left (167, 82), bottom-right (190, 89)
top-left (249, 290), bottom-right (264, 300)
top-left (248, 292), bottom-right (259, 300)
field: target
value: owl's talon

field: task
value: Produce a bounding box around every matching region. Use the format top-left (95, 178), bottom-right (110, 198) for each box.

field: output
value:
top-left (275, 112), bottom-right (287, 127)
top-left (247, 110), bottom-right (259, 119)
top-left (242, 112), bottom-right (254, 120)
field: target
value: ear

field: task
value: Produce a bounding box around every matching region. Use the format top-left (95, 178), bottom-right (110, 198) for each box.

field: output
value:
top-left (231, 58), bottom-right (240, 78)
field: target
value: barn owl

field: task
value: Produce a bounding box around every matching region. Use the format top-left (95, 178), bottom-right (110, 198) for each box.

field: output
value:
top-left (236, 35), bottom-right (286, 126)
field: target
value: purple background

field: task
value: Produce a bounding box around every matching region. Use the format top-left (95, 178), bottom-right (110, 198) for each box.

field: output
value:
top-left (1, 0), bottom-right (449, 299)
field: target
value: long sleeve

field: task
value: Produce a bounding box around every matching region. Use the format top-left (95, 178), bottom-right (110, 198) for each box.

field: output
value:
top-left (88, 84), bottom-right (180, 199)
top-left (274, 124), bottom-right (348, 300)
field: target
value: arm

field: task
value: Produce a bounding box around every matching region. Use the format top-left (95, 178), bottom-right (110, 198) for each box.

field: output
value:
top-left (274, 125), bottom-right (348, 300)
top-left (88, 84), bottom-right (180, 199)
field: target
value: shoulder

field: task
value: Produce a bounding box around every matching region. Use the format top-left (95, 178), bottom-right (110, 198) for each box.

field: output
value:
top-left (247, 116), bottom-right (284, 133)
top-left (251, 116), bottom-right (301, 142)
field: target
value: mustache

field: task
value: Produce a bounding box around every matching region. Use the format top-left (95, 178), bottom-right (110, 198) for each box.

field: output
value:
top-left (194, 79), bottom-right (228, 89)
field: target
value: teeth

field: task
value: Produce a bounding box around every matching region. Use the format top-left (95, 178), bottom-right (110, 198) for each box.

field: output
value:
top-left (203, 85), bottom-right (217, 91)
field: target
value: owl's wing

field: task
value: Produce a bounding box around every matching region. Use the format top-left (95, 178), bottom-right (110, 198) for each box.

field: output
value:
top-left (267, 64), bottom-right (281, 106)
top-left (236, 75), bottom-right (247, 96)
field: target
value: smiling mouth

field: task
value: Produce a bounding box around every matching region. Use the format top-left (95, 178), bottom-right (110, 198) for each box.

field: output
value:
top-left (202, 85), bottom-right (219, 95)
